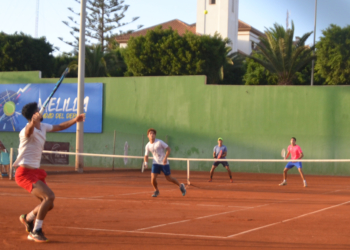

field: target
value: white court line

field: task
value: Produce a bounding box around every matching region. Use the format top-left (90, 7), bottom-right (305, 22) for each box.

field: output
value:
top-left (197, 204), bottom-right (226, 207)
top-left (57, 226), bottom-right (227, 239)
top-left (137, 220), bottom-right (192, 231)
top-left (226, 199), bottom-right (350, 238)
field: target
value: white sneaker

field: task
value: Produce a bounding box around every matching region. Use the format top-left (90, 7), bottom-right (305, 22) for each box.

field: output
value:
top-left (304, 181), bottom-right (307, 187)
top-left (279, 181), bottom-right (287, 186)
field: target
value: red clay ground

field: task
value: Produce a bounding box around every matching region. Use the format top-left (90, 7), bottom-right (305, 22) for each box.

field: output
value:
top-left (1, 169), bottom-right (350, 250)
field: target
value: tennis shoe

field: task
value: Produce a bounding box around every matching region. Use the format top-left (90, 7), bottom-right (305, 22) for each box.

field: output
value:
top-left (28, 228), bottom-right (49, 243)
top-left (279, 181), bottom-right (287, 186)
top-left (180, 183), bottom-right (186, 196)
top-left (208, 178), bottom-right (212, 182)
top-left (152, 190), bottom-right (159, 197)
top-left (19, 214), bottom-right (34, 233)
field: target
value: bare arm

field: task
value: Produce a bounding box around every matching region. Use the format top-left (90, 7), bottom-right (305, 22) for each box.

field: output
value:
top-left (51, 114), bottom-right (85, 132)
top-left (25, 113), bottom-right (41, 138)
top-left (298, 152), bottom-right (304, 159)
top-left (285, 151), bottom-right (290, 160)
top-left (163, 147), bottom-right (171, 165)
top-left (222, 151), bottom-right (227, 157)
top-left (213, 151), bottom-right (216, 158)
top-left (144, 155), bottom-right (149, 166)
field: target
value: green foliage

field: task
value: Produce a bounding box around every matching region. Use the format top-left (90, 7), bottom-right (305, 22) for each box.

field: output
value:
top-left (0, 32), bottom-right (54, 77)
top-left (221, 52), bottom-right (246, 85)
top-left (243, 52), bottom-right (278, 85)
top-left (249, 21), bottom-right (315, 85)
top-left (315, 24), bottom-right (350, 85)
top-left (60, 0), bottom-right (142, 52)
top-left (52, 54), bottom-right (77, 77)
top-left (123, 26), bottom-right (230, 84)
top-left (69, 44), bottom-right (127, 77)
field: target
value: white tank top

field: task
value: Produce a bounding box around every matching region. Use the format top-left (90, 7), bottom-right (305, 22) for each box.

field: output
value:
top-left (13, 123), bottom-right (53, 169)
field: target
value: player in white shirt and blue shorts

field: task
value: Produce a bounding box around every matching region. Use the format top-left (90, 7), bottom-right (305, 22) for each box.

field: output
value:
top-left (144, 128), bottom-right (186, 197)
top-left (14, 102), bottom-right (85, 242)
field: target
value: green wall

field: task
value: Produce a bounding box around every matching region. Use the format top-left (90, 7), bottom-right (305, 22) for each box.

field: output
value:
top-left (1, 71), bottom-right (350, 175)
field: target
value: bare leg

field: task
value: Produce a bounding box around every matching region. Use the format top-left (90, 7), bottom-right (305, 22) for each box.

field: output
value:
top-left (165, 174), bottom-right (180, 186)
top-left (209, 165), bottom-right (217, 179)
top-left (283, 168), bottom-right (289, 181)
top-left (225, 166), bottom-right (232, 179)
top-left (151, 173), bottom-right (159, 191)
top-left (298, 168), bottom-right (306, 181)
top-left (30, 181), bottom-right (55, 220)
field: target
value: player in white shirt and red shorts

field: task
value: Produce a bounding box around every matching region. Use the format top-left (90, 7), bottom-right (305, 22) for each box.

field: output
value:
top-left (14, 102), bottom-right (85, 242)
top-left (144, 128), bottom-right (186, 197)
top-left (279, 137), bottom-right (307, 187)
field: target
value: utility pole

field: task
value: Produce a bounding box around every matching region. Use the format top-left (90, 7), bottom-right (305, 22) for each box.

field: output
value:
top-left (311, 0), bottom-right (318, 86)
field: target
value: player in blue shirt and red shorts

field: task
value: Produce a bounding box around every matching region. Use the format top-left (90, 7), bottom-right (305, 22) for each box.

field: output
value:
top-left (209, 137), bottom-right (233, 183)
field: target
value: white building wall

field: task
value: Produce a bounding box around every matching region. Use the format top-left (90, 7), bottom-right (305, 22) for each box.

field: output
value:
top-left (196, 0), bottom-right (239, 52)
top-left (237, 31), bottom-right (261, 55)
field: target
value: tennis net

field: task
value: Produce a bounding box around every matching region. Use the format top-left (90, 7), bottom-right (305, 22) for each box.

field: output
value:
top-left (8, 148), bottom-right (350, 184)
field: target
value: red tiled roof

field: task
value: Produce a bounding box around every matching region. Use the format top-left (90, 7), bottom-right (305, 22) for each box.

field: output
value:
top-left (115, 19), bottom-right (197, 43)
top-left (115, 19), bottom-right (264, 43)
top-left (238, 20), bottom-right (265, 37)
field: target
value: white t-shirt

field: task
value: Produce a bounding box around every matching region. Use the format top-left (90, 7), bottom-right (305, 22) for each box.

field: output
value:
top-left (145, 139), bottom-right (169, 165)
top-left (13, 123), bottom-right (53, 169)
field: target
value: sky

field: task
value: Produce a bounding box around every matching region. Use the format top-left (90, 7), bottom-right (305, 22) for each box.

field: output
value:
top-left (0, 0), bottom-right (349, 56)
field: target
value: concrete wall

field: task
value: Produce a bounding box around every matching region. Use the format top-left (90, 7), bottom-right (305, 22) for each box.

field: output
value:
top-left (1, 71), bottom-right (350, 175)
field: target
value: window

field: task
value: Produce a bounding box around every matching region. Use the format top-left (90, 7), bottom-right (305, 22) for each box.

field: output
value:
top-left (210, 0), bottom-right (216, 4)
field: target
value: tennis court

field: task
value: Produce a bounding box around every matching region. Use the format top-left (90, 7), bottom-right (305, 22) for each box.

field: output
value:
top-left (1, 167), bottom-right (350, 249)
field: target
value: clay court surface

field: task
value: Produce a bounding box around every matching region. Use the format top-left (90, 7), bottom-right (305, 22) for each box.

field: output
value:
top-left (1, 168), bottom-right (350, 250)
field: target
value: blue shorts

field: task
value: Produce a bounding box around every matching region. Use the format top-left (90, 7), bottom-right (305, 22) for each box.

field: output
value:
top-left (285, 162), bottom-right (302, 169)
top-left (151, 164), bottom-right (171, 176)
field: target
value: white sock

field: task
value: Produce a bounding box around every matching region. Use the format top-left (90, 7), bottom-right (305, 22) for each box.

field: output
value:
top-left (26, 211), bottom-right (36, 222)
top-left (283, 180), bottom-right (287, 183)
top-left (33, 219), bottom-right (43, 232)
top-left (304, 180), bottom-right (307, 183)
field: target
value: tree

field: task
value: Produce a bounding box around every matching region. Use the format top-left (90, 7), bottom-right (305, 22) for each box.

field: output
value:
top-left (243, 52), bottom-right (278, 85)
top-left (123, 26), bottom-right (230, 84)
top-left (0, 32), bottom-right (54, 77)
top-left (249, 21), bottom-right (315, 85)
top-left (68, 44), bottom-right (127, 77)
top-left (221, 51), bottom-right (246, 85)
top-left (314, 24), bottom-right (350, 85)
top-left (60, 0), bottom-right (142, 53)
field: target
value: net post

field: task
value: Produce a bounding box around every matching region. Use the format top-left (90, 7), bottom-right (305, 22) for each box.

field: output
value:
top-left (9, 148), bottom-right (13, 180)
top-left (112, 130), bottom-right (116, 171)
top-left (187, 159), bottom-right (190, 185)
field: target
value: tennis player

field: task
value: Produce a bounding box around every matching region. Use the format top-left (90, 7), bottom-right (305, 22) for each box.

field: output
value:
top-left (14, 102), bottom-right (85, 242)
top-left (143, 128), bottom-right (186, 197)
top-left (209, 137), bottom-right (233, 183)
top-left (279, 137), bottom-right (307, 187)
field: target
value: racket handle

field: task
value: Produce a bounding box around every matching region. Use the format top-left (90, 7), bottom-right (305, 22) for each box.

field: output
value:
top-left (39, 107), bottom-right (45, 115)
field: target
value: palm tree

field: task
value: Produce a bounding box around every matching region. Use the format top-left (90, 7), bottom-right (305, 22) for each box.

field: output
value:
top-left (250, 21), bottom-right (315, 85)
top-left (69, 45), bottom-right (108, 77)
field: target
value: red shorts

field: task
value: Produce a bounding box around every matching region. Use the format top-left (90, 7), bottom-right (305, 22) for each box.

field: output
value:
top-left (15, 167), bottom-right (47, 193)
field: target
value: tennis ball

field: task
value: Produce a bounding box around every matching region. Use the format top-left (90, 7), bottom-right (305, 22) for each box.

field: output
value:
top-left (204, 10), bottom-right (208, 15)
top-left (3, 101), bottom-right (15, 116)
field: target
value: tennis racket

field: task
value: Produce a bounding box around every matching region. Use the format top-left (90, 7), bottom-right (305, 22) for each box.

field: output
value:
top-left (281, 148), bottom-right (286, 158)
top-left (39, 67), bottom-right (70, 115)
top-left (217, 150), bottom-right (223, 159)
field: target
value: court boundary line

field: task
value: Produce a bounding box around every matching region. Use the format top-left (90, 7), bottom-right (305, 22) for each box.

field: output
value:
top-left (226, 199), bottom-right (350, 238)
top-left (56, 226), bottom-right (227, 239)
top-left (55, 199), bottom-right (350, 240)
